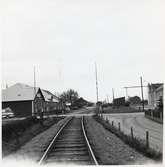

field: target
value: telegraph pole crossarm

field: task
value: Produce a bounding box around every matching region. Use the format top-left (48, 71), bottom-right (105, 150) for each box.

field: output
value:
top-left (124, 86), bottom-right (147, 89)
top-left (123, 77), bottom-right (147, 112)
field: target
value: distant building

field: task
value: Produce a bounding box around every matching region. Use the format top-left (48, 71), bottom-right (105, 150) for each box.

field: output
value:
top-left (128, 96), bottom-right (141, 105)
top-left (113, 97), bottom-right (125, 107)
top-left (72, 97), bottom-right (88, 108)
top-left (2, 83), bottom-right (45, 117)
top-left (148, 83), bottom-right (163, 109)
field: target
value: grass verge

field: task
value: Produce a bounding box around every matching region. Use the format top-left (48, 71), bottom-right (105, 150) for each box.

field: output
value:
top-left (2, 116), bottom-right (64, 157)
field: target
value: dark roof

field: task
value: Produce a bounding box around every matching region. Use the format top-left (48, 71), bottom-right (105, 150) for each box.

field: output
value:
top-left (148, 83), bottom-right (163, 93)
top-left (41, 89), bottom-right (59, 102)
top-left (150, 83), bottom-right (163, 90)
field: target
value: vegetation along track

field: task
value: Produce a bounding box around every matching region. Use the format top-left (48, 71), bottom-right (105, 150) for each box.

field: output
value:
top-left (38, 116), bottom-right (98, 165)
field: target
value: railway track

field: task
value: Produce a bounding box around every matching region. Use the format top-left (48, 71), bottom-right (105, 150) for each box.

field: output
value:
top-left (39, 116), bottom-right (98, 165)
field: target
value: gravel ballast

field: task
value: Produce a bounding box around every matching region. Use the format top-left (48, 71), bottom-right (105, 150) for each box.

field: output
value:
top-left (3, 117), bottom-right (71, 163)
top-left (85, 116), bottom-right (156, 165)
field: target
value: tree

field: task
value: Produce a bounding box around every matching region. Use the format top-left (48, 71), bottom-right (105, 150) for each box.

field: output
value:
top-left (59, 89), bottom-right (79, 105)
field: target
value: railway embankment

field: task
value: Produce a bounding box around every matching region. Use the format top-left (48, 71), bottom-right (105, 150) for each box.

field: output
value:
top-left (3, 117), bottom-right (70, 162)
top-left (4, 115), bottom-right (160, 165)
top-left (84, 116), bottom-right (157, 165)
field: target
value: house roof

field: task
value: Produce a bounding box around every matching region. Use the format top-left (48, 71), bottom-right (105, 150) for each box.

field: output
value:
top-left (2, 83), bottom-right (59, 103)
top-left (150, 83), bottom-right (163, 90)
top-left (2, 83), bottom-right (40, 102)
top-left (148, 83), bottom-right (163, 92)
top-left (155, 84), bottom-right (163, 92)
top-left (41, 89), bottom-right (59, 103)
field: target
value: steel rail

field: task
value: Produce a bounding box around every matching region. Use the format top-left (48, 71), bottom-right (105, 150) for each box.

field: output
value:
top-left (81, 116), bottom-right (99, 165)
top-left (38, 117), bottom-right (73, 165)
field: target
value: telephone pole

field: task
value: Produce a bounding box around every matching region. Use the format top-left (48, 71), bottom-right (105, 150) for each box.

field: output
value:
top-left (112, 88), bottom-right (115, 101)
top-left (95, 62), bottom-right (99, 102)
top-left (140, 76), bottom-right (144, 112)
top-left (106, 95), bottom-right (109, 103)
top-left (112, 88), bottom-right (115, 106)
top-left (34, 66), bottom-right (36, 96)
top-left (33, 66), bottom-right (36, 116)
top-left (125, 88), bottom-right (128, 99)
top-left (123, 77), bottom-right (147, 112)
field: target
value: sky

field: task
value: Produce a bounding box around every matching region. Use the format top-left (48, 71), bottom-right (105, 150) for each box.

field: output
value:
top-left (1, 0), bottom-right (165, 102)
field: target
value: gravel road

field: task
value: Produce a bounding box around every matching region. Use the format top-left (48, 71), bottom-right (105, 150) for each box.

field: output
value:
top-left (102, 112), bottom-right (163, 152)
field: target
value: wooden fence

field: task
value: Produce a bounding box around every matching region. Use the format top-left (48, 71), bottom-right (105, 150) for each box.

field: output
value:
top-left (101, 115), bottom-right (150, 149)
top-left (145, 109), bottom-right (163, 124)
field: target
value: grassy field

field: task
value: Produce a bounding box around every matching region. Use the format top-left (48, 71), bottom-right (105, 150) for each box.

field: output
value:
top-left (2, 116), bottom-right (64, 157)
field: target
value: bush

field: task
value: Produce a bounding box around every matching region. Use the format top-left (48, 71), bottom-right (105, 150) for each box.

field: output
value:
top-left (145, 110), bottom-right (151, 116)
top-left (2, 116), bottom-right (39, 142)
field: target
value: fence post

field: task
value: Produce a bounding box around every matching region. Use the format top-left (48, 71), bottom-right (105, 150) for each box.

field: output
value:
top-left (146, 131), bottom-right (149, 149)
top-left (118, 122), bottom-right (120, 131)
top-left (160, 112), bottom-right (163, 121)
top-left (131, 127), bottom-right (134, 140)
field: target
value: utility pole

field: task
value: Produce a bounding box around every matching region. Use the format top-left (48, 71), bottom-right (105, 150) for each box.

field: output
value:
top-left (95, 62), bottom-right (99, 102)
top-left (112, 88), bottom-right (115, 106)
top-left (106, 95), bottom-right (109, 103)
top-left (112, 88), bottom-right (115, 101)
top-left (140, 76), bottom-right (144, 112)
top-left (33, 66), bottom-right (36, 116)
top-left (123, 77), bottom-right (147, 112)
top-left (34, 66), bottom-right (36, 97)
top-left (125, 87), bottom-right (128, 99)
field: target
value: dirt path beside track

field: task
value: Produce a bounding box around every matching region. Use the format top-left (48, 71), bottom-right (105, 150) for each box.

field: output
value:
top-left (85, 116), bottom-right (156, 165)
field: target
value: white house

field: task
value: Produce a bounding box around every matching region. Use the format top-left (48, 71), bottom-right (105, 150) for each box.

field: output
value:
top-left (148, 83), bottom-right (163, 109)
